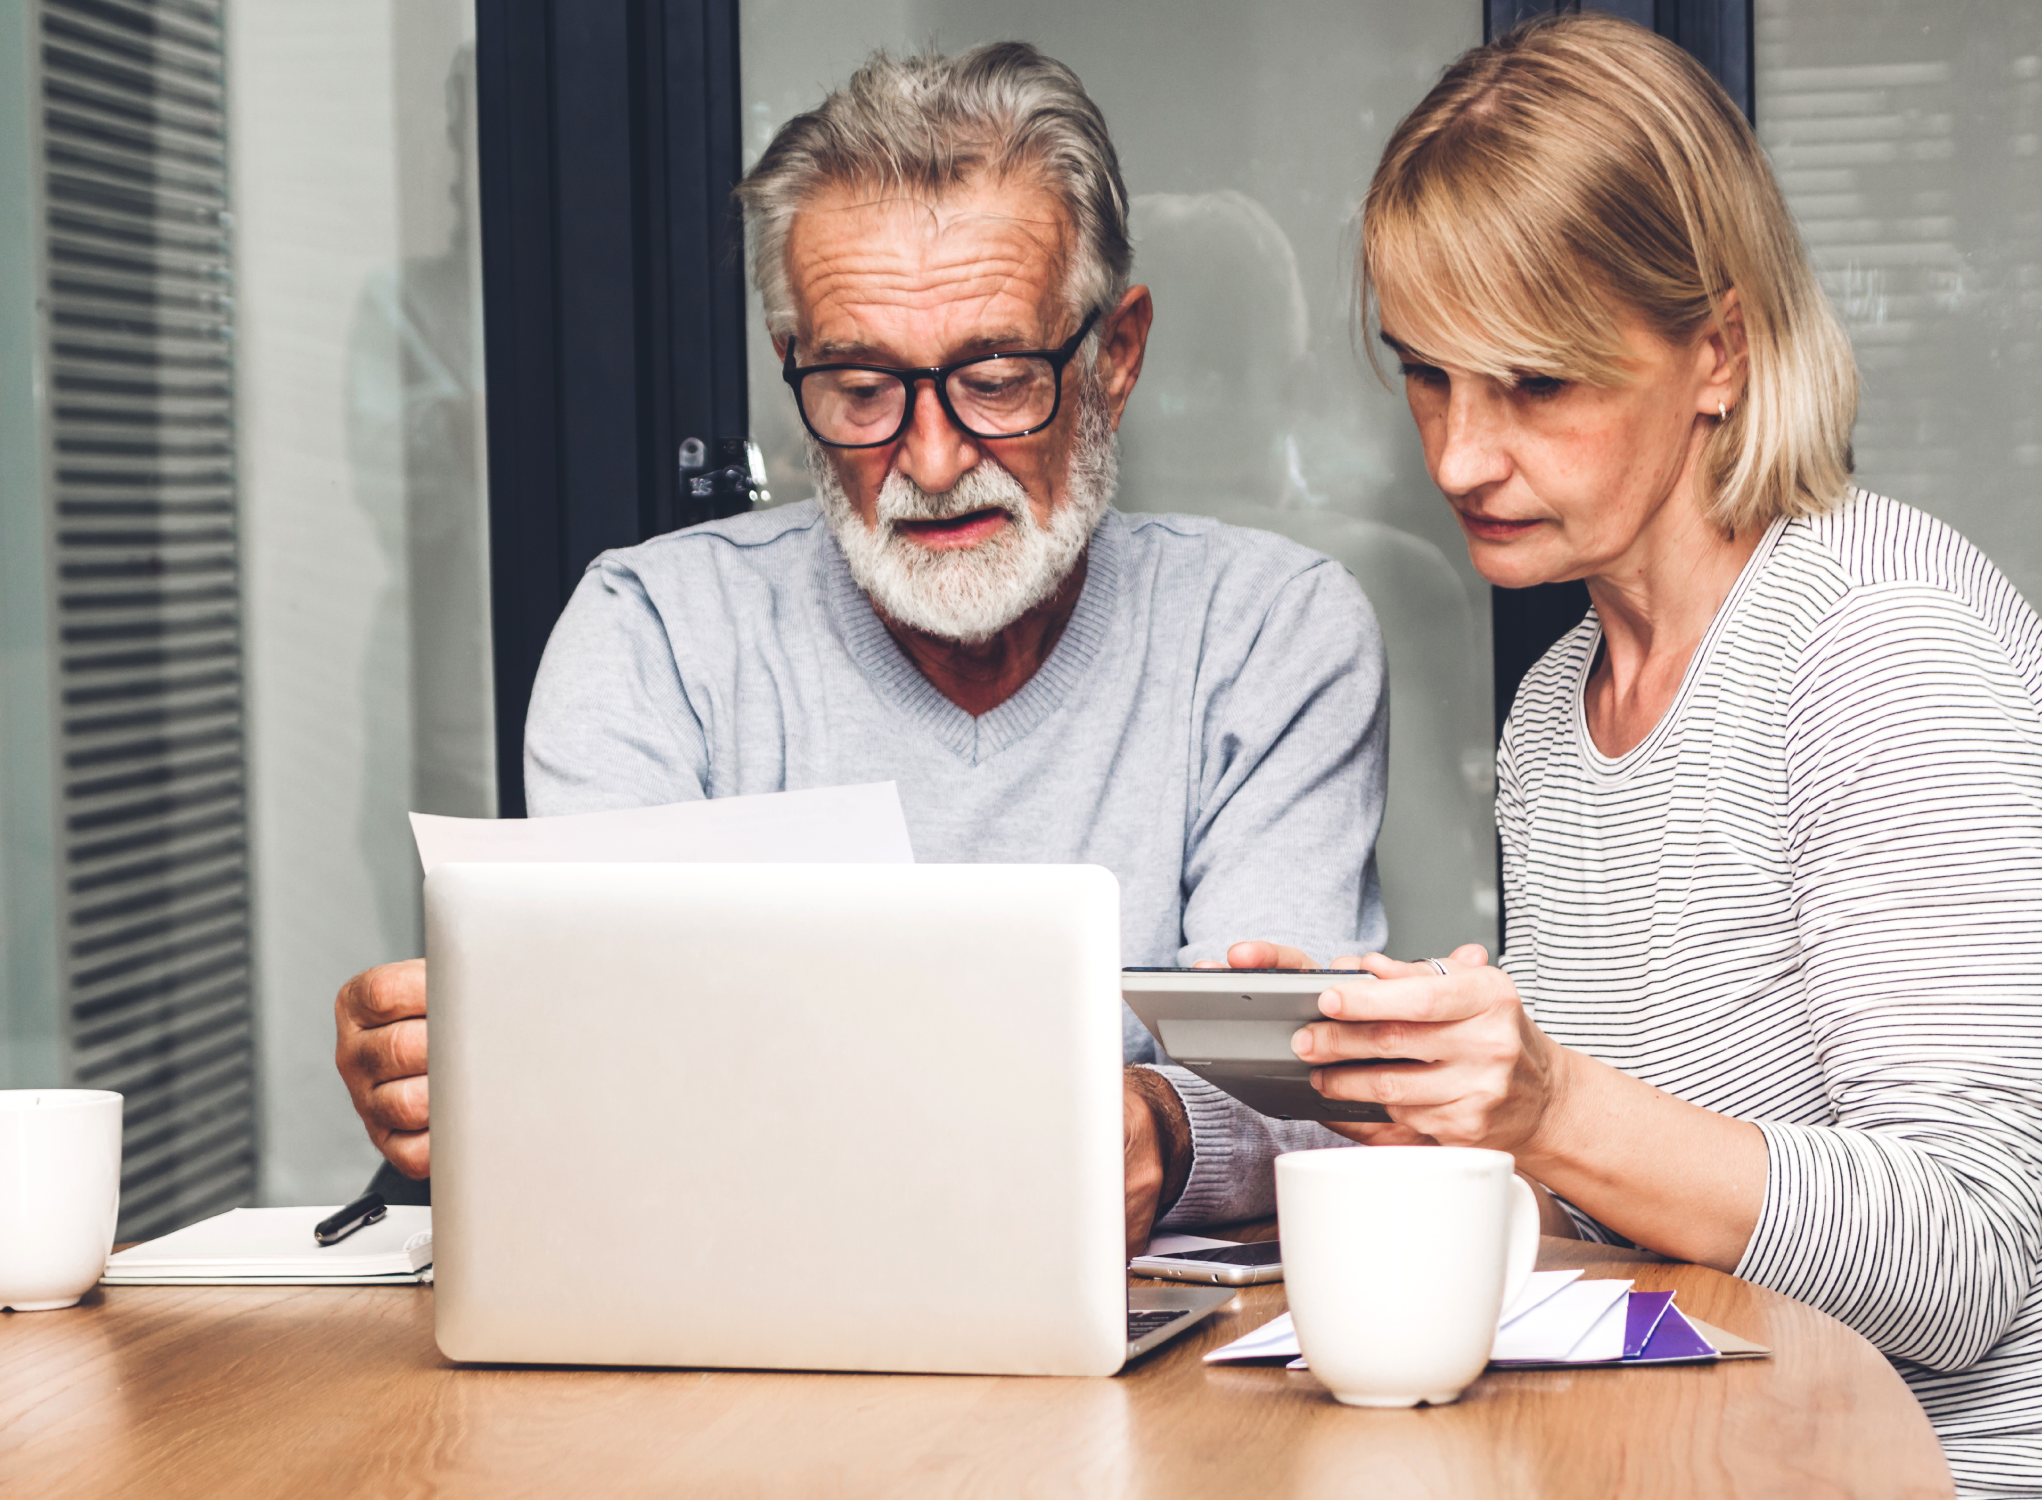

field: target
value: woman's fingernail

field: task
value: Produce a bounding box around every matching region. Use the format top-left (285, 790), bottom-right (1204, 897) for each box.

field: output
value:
top-left (1319, 990), bottom-right (1339, 1016)
top-left (1291, 1028), bottom-right (1312, 1059)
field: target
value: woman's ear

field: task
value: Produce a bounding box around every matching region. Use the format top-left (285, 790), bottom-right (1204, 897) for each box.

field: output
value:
top-left (1698, 288), bottom-right (1749, 415)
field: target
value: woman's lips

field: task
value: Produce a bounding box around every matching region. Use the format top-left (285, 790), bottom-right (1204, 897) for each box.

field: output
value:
top-left (895, 509), bottom-right (1011, 550)
top-left (1458, 512), bottom-right (1542, 543)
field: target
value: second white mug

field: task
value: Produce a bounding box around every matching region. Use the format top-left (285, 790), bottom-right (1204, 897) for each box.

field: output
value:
top-left (0, 1089), bottom-right (124, 1312)
top-left (1276, 1145), bottom-right (1538, 1407)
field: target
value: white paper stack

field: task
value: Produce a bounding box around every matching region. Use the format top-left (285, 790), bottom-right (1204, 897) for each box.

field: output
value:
top-left (101, 1206), bottom-right (434, 1286)
top-left (1490, 1274), bottom-right (1632, 1363)
top-left (1206, 1269), bottom-right (1638, 1369)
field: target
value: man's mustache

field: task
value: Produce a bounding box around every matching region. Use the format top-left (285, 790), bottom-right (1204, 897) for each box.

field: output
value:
top-left (876, 468), bottom-right (1028, 527)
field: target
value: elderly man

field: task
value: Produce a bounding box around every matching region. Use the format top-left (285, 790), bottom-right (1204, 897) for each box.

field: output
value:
top-left (335, 42), bottom-right (1386, 1248)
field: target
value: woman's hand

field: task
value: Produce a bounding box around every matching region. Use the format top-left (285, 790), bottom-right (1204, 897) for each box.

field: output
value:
top-left (1294, 946), bottom-right (1575, 1155)
top-left (1217, 941), bottom-right (1764, 1269)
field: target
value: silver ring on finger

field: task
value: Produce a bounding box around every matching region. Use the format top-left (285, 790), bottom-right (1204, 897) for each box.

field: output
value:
top-left (1424, 957), bottom-right (1449, 976)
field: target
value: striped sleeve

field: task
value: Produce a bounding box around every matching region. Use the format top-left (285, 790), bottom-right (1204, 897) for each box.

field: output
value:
top-left (1735, 582), bottom-right (2042, 1372)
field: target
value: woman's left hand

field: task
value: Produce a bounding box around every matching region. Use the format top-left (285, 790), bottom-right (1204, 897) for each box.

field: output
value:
top-left (1296, 946), bottom-right (1573, 1153)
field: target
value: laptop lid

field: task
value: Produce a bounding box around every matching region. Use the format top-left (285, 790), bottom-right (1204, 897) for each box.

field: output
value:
top-left (427, 861), bottom-right (1126, 1376)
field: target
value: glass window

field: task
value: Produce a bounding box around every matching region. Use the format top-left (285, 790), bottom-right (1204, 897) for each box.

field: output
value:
top-left (233, 0), bottom-right (492, 1202)
top-left (741, 2), bottom-right (1497, 958)
top-left (1757, 0), bottom-right (2042, 611)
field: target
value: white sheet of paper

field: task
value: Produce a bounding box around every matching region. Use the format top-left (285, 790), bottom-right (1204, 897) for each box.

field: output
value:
top-left (1201, 1270), bottom-right (1602, 1367)
top-left (1488, 1278), bottom-right (1633, 1362)
top-left (409, 782), bottom-right (915, 874)
top-left (1202, 1310), bottom-right (1298, 1363)
top-left (1499, 1267), bottom-right (1584, 1326)
top-left (1562, 1285), bottom-right (1631, 1363)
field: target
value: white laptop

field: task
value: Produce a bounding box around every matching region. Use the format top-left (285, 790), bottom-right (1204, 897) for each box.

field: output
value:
top-left (426, 861), bottom-right (1231, 1375)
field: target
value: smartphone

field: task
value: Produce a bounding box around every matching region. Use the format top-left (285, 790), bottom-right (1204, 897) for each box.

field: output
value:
top-left (1129, 1239), bottom-right (1283, 1286)
top-left (1121, 967), bottom-right (1392, 1124)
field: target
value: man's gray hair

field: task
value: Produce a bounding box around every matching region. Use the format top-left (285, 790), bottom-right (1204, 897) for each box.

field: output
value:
top-left (735, 42), bottom-right (1132, 339)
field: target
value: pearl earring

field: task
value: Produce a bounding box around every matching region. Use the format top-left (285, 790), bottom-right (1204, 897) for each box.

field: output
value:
top-left (1718, 400), bottom-right (1728, 421)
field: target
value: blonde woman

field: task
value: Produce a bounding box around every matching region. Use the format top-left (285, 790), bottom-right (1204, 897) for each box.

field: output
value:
top-left (1213, 15), bottom-right (2042, 1491)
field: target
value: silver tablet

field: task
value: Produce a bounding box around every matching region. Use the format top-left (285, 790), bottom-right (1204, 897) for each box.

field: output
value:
top-left (1121, 968), bottom-right (1391, 1124)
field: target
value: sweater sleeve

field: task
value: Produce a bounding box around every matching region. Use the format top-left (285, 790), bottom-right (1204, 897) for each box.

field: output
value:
top-left (1148, 1065), bottom-right (1351, 1227)
top-left (523, 556), bottom-right (712, 817)
top-left (1734, 583), bottom-right (2042, 1373)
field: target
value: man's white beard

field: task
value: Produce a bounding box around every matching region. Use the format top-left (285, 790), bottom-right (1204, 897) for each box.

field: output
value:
top-left (813, 379), bottom-right (1117, 645)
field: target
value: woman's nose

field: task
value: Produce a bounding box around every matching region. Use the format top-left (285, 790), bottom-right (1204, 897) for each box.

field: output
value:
top-left (1431, 385), bottom-right (1514, 497)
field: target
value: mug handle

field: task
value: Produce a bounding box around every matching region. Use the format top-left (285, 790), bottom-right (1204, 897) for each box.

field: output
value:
top-left (1502, 1176), bottom-right (1541, 1311)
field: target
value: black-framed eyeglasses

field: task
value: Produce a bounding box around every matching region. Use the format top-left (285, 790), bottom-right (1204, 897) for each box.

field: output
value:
top-left (781, 309), bottom-right (1101, 449)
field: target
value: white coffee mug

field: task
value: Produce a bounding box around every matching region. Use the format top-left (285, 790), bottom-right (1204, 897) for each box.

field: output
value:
top-left (1276, 1145), bottom-right (1539, 1407)
top-left (0, 1090), bottom-right (123, 1311)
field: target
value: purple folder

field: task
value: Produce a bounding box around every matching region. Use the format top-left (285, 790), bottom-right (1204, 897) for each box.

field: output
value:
top-left (1624, 1290), bottom-right (1676, 1359)
top-left (1631, 1300), bottom-right (1721, 1363)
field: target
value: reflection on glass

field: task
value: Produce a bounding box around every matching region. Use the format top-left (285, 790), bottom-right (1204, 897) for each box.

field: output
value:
top-left (1118, 191), bottom-right (1317, 510)
top-left (740, 0), bottom-right (1495, 956)
top-left (349, 22), bottom-right (495, 823)
top-left (1758, 0), bottom-right (2042, 611)
top-left (237, 0), bottom-right (493, 1203)
top-left (1119, 188), bottom-right (1495, 953)
top-left (345, 13), bottom-right (496, 962)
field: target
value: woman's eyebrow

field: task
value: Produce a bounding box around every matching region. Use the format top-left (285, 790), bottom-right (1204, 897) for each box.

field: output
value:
top-left (1379, 331), bottom-right (1428, 362)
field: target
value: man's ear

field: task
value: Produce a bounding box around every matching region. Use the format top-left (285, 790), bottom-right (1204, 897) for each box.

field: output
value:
top-left (1095, 284), bottom-right (1153, 432)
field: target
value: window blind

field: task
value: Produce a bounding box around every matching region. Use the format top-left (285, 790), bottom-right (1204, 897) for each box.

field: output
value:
top-left (40, 0), bottom-right (254, 1240)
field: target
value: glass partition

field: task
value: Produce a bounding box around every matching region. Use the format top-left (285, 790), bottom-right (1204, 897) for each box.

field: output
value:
top-left (741, 2), bottom-right (1496, 958)
top-left (1757, 0), bottom-right (2042, 611)
top-left (232, 0), bottom-right (492, 1203)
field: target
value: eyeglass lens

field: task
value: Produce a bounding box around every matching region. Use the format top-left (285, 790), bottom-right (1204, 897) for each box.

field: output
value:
top-left (799, 356), bottom-right (1060, 444)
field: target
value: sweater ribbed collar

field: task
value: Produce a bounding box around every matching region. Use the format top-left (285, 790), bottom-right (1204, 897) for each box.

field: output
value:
top-left (818, 510), bottom-right (1125, 766)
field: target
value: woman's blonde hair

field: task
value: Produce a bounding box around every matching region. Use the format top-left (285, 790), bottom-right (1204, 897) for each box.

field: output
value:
top-left (1360, 13), bottom-right (1857, 532)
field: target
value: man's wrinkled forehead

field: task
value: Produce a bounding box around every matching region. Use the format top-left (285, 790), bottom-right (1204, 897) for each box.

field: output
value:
top-left (784, 177), bottom-right (1076, 354)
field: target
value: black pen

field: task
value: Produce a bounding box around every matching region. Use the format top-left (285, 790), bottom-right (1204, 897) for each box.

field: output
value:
top-left (314, 1192), bottom-right (388, 1247)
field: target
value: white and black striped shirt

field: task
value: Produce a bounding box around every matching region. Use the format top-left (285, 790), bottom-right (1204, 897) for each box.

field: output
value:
top-left (1501, 490), bottom-right (2042, 1496)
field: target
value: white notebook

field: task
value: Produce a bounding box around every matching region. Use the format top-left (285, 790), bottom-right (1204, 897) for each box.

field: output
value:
top-left (101, 1206), bottom-right (433, 1285)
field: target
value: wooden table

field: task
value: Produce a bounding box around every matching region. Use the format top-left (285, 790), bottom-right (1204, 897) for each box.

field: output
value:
top-left (0, 1235), bottom-right (1951, 1498)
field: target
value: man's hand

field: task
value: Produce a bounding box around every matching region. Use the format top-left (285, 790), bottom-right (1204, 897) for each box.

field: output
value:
top-left (1199, 940), bottom-right (1366, 973)
top-left (334, 959), bottom-right (431, 1177)
top-left (1123, 1067), bottom-right (1193, 1255)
